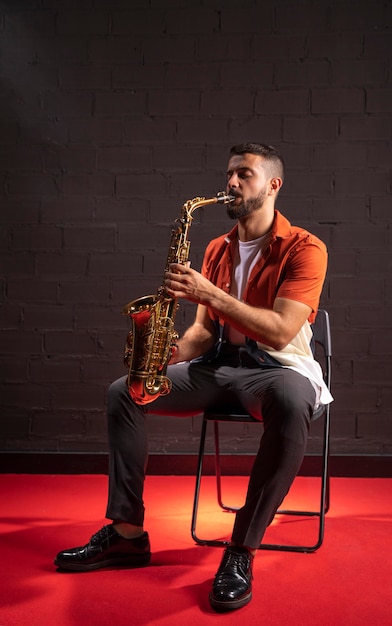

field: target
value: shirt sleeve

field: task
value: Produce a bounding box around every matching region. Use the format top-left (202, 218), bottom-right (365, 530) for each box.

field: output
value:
top-left (276, 235), bottom-right (328, 323)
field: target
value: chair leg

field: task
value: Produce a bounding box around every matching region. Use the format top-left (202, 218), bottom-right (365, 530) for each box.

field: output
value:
top-left (323, 406), bottom-right (331, 515)
top-left (191, 418), bottom-right (230, 547)
top-left (190, 417), bottom-right (207, 544)
top-left (214, 422), bottom-right (239, 513)
top-left (191, 410), bottom-right (331, 553)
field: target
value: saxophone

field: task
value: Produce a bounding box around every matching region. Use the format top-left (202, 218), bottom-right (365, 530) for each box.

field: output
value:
top-left (122, 191), bottom-right (234, 405)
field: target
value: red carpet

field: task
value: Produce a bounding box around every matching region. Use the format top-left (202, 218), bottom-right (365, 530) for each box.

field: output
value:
top-left (0, 474), bottom-right (391, 625)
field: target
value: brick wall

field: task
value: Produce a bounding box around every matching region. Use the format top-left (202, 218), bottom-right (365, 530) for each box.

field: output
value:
top-left (0, 0), bottom-right (391, 460)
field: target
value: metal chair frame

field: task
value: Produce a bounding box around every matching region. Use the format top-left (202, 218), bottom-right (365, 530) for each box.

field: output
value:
top-left (191, 309), bottom-right (332, 553)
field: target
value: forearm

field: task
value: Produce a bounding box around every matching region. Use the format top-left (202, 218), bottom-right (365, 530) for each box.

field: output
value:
top-left (205, 287), bottom-right (308, 351)
top-left (206, 289), bottom-right (276, 348)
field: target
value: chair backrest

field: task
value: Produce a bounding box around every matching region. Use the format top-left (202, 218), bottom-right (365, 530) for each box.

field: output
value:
top-left (311, 309), bottom-right (332, 393)
top-left (312, 309), bottom-right (332, 358)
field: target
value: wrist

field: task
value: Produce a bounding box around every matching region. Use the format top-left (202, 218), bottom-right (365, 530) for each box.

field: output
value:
top-left (207, 286), bottom-right (234, 313)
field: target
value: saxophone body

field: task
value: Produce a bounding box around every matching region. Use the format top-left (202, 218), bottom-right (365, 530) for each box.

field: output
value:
top-left (122, 192), bottom-right (234, 405)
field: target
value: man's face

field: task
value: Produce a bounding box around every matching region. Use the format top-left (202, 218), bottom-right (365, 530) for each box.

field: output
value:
top-left (225, 153), bottom-right (270, 220)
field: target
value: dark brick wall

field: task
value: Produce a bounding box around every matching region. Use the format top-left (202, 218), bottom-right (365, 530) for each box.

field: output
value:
top-left (0, 0), bottom-right (391, 459)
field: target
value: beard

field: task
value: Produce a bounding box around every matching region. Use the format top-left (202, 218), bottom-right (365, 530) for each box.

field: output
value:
top-left (226, 186), bottom-right (268, 220)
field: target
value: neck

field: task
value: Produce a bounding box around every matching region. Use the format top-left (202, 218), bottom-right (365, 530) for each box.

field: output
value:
top-left (237, 206), bottom-right (275, 242)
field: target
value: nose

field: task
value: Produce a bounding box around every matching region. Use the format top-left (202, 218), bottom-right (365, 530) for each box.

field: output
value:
top-left (227, 172), bottom-right (239, 189)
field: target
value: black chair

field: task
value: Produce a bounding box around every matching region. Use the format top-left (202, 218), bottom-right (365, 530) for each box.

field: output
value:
top-left (191, 309), bottom-right (332, 553)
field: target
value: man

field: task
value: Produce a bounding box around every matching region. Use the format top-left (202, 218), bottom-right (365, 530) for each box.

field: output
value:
top-left (55, 143), bottom-right (332, 612)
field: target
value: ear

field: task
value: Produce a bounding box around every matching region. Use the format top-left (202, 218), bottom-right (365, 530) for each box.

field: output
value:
top-left (269, 177), bottom-right (283, 195)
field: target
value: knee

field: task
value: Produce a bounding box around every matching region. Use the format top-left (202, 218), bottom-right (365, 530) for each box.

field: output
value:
top-left (280, 394), bottom-right (311, 421)
top-left (263, 372), bottom-right (315, 421)
top-left (261, 391), bottom-right (312, 450)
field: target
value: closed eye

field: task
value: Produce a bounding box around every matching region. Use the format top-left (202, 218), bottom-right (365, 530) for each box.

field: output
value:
top-left (226, 167), bottom-right (254, 181)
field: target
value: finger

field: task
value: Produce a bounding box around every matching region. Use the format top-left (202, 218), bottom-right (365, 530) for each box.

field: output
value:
top-left (165, 276), bottom-right (181, 291)
top-left (170, 262), bottom-right (188, 273)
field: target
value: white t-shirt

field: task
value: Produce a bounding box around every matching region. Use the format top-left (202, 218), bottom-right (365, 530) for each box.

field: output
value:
top-left (226, 234), bottom-right (268, 345)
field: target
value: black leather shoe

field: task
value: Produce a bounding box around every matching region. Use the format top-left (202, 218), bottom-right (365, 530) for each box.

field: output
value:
top-left (54, 525), bottom-right (151, 571)
top-left (209, 546), bottom-right (253, 611)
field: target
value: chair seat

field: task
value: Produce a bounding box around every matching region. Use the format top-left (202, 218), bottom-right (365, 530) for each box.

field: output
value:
top-left (204, 410), bottom-right (260, 423)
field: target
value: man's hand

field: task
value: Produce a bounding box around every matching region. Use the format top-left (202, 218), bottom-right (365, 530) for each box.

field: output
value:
top-left (168, 340), bottom-right (180, 365)
top-left (164, 263), bottom-right (216, 305)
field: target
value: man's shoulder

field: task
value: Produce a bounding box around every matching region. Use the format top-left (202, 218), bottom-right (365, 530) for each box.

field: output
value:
top-left (274, 211), bottom-right (326, 251)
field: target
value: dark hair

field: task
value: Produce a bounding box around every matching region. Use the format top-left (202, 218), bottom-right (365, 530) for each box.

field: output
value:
top-left (230, 142), bottom-right (285, 182)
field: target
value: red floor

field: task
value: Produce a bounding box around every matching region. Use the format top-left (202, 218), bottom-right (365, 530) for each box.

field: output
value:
top-left (0, 474), bottom-right (391, 625)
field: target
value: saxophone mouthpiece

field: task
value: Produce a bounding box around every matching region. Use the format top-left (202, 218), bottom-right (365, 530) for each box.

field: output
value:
top-left (216, 191), bottom-right (235, 204)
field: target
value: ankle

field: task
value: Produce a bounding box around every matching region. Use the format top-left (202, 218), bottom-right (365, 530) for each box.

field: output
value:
top-left (230, 542), bottom-right (257, 557)
top-left (113, 521), bottom-right (144, 539)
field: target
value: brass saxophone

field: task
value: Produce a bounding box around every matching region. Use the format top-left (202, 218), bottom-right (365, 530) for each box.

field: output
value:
top-left (122, 192), bottom-right (234, 405)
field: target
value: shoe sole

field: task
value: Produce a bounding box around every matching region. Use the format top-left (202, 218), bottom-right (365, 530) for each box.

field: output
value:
top-left (209, 590), bottom-right (252, 612)
top-left (54, 553), bottom-right (151, 572)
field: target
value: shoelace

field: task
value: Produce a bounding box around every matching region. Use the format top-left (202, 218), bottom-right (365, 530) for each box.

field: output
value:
top-left (218, 549), bottom-right (252, 580)
top-left (90, 525), bottom-right (111, 547)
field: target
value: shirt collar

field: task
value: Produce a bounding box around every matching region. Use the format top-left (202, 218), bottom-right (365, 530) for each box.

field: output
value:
top-left (224, 210), bottom-right (292, 245)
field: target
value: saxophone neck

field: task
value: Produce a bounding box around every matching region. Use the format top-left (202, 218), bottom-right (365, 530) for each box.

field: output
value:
top-left (167, 192), bottom-right (235, 269)
top-left (182, 192), bottom-right (234, 219)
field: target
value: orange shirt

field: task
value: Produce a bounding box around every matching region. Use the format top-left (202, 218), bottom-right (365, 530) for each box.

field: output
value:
top-left (201, 210), bottom-right (328, 326)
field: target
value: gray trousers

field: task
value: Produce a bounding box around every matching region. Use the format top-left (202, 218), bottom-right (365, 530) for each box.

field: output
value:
top-left (106, 347), bottom-right (316, 550)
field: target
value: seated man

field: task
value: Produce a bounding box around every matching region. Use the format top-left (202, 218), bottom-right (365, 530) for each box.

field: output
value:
top-left (55, 142), bottom-right (333, 612)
